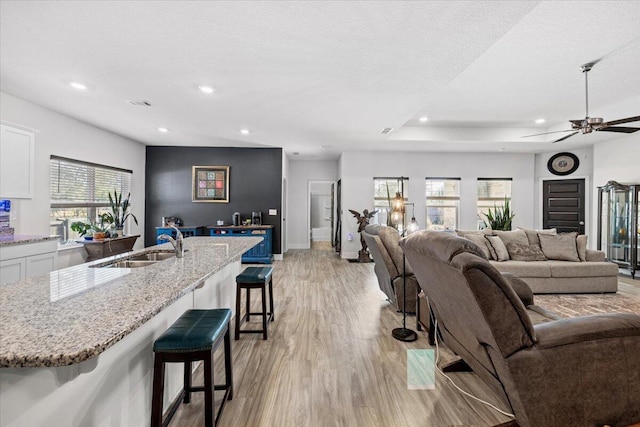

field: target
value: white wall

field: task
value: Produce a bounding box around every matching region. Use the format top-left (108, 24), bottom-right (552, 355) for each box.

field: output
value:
top-left (0, 92), bottom-right (146, 247)
top-left (591, 134), bottom-right (640, 247)
top-left (339, 151), bottom-right (536, 258)
top-left (287, 159), bottom-right (338, 249)
top-left (533, 147), bottom-right (594, 233)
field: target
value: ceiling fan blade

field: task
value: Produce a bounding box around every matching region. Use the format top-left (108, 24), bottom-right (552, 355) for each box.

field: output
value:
top-left (569, 119), bottom-right (585, 126)
top-left (598, 126), bottom-right (640, 134)
top-left (522, 129), bottom-right (574, 138)
top-left (553, 131), bottom-right (579, 143)
top-left (602, 116), bottom-right (640, 126)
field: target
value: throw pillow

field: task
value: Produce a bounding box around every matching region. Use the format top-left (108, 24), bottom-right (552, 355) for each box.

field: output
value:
top-left (494, 229), bottom-right (529, 247)
top-left (576, 234), bottom-right (588, 262)
top-left (506, 243), bottom-right (547, 261)
top-left (517, 227), bottom-right (557, 245)
top-left (463, 233), bottom-right (492, 260)
top-left (485, 235), bottom-right (510, 261)
top-left (455, 228), bottom-right (492, 238)
top-left (538, 232), bottom-right (580, 262)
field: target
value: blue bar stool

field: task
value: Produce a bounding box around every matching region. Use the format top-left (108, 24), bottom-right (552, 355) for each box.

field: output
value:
top-left (151, 309), bottom-right (233, 427)
top-left (235, 266), bottom-right (274, 340)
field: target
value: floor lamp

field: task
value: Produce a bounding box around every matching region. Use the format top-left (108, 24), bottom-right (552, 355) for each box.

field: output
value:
top-left (391, 178), bottom-right (419, 342)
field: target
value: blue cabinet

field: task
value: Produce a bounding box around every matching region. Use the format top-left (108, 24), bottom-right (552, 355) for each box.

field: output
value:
top-left (208, 225), bottom-right (273, 264)
top-left (156, 226), bottom-right (205, 244)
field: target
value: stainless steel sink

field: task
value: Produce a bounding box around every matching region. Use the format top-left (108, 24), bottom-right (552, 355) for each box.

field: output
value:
top-left (128, 251), bottom-right (176, 261)
top-left (90, 249), bottom-right (178, 268)
top-left (103, 260), bottom-right (158, 268)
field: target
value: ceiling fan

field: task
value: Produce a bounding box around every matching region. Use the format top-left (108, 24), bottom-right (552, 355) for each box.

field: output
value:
top-left (524, 61), bottom-right (640, 143)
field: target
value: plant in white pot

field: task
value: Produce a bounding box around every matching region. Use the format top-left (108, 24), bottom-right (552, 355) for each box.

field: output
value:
top-left (107, 189), bottom-right (138, 237)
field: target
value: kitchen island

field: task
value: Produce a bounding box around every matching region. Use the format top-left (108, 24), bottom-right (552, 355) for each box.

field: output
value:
top-left (0, 236), bottom-right (262, 426)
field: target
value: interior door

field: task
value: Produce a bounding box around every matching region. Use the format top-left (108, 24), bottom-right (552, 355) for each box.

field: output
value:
top-left (543, 179), bottom-right (585, 234)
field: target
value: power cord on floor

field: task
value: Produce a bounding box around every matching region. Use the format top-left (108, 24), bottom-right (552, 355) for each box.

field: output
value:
top-left (432, 318), bottom-right (516, 418)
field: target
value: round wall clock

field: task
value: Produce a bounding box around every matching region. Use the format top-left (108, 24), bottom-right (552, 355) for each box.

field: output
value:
top-left (547, 152), bottom-right (579, 176)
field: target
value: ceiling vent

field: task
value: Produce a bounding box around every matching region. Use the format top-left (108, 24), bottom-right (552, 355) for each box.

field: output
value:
top-left (380, 127), bottom-right (393, 135)
top-left (126, 100), bottom-right (152, 106)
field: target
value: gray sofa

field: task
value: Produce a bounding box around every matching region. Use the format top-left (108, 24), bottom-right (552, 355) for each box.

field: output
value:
top-left (489, 255), bottom-right (618, 293)
top-left (401, 230), bottom-right (640, 427)
top-left (456, 229), bottom-right (619, 293)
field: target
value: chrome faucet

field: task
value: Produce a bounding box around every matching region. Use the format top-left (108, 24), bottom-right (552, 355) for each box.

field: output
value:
top-left (158, 226), bottom-right (184, 258)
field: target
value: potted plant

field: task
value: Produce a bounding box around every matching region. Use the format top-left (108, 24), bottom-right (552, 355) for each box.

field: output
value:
top-left (482, 197), bottom-right (515, 231)
top-left (70, 213), bottom-right (114, 240)
top-left (70, 221), bottom-right (94, 239)
top-left (93, 213), bottom-right (114, 239)
top-left (107, 189), bottom-right (138, 237)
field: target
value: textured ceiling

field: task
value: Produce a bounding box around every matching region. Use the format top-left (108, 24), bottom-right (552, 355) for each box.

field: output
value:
top-left (1, 1), bottom-right (639, 159)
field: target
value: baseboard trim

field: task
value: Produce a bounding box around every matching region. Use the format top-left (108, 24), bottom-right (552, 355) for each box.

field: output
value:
top-left (273, 254), bottom-right (283, 261)
top-left (341, 251), bottom-right (358, 260)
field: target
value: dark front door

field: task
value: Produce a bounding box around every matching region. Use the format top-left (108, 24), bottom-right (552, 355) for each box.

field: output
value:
top-left (543, 179), bottom-right (585, 234)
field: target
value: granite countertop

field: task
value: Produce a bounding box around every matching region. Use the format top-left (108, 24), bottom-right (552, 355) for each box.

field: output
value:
top-left (0, 236), bottom-right (262, 368)
top-left (0, 235), bottom-right (59, 246)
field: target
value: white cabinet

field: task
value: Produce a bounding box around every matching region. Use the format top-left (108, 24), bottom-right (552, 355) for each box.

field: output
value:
top-left (0, 123), bottom-right (35, 199)
top-left (0, 257), bottom-right (26, 285)
top-left (0, 239), bottom-right (58, 284)
top-left (26, 252), bottom-right (58, 278)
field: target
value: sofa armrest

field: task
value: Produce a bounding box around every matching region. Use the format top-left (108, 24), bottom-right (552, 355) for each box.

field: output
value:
top-left (534, 313), bottom-right (640, 349)
top-left (501, 272), bottom-right (534, 306)
top-left (585, 249), bottom-right (605, 262)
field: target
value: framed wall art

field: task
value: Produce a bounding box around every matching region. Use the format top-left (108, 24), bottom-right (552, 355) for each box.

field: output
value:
top-left (192, 166), bottom-right (230, 203)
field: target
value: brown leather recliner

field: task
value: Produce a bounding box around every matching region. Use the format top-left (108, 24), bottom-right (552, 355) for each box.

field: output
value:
top-left (400, 230), bottom-right (640, 427)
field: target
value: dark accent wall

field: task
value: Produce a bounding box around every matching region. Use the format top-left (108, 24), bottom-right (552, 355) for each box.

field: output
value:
top-left (145, 147), bottom-right (282, 253)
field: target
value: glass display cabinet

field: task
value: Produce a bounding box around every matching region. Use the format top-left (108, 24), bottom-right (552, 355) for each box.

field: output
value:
top-left (597, 180), bottom-right (639, 279)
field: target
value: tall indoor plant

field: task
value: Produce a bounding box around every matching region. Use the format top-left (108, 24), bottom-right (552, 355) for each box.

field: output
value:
top-left (107, 189), bottom-right (138, 237)
top-left (482, 197), bottom-right (515, 231)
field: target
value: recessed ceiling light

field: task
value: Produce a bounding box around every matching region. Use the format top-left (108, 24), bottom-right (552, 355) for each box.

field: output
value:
top-left (158, 127), bottom-right (169, 133)
top-left (535, 118), bottom-right (546, 124)
top-left (198, 85), bottom-right (215, 94)
top-left (69, 81), bottom-right (87, 91)
top-left (419, 116), bottom-right (428, 122)
top-left (240, 129), bottom-right (250, 135)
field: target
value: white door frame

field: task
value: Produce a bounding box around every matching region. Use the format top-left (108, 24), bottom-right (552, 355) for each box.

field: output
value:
top-left (307, 180), bottom-right (337, 248)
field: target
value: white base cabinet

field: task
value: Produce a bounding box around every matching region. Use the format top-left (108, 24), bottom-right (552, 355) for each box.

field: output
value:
top-left (0, 239), bottom-right (58, 284)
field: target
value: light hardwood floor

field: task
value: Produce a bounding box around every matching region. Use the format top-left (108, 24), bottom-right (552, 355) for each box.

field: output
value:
top-left (168, 242), bottom-right (639, 427)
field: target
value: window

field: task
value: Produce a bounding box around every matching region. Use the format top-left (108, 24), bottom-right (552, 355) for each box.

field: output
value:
top-left (477, 178), bottom-right (512, 229)
top-left (425, 178), bottom-right (460, 231)
top-left (50, 156), bottom-right (132, 240)
top-left (373, 177), bottom-right (409, 227)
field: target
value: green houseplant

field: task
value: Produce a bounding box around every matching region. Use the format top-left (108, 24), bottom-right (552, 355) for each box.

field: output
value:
top-left (106, 189), bottom-right (138, 236)
top-left (70, 221), bottom-right (93, 238)
top-left (71, 213), bottom-right (114, 239)
top-left (482, 197), bottom-right (515, 231)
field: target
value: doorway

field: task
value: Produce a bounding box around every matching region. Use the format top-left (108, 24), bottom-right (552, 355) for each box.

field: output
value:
top-left (543, 178), bottom-right (586, 234)
top-left (308, 180), bottom-right (336, 248)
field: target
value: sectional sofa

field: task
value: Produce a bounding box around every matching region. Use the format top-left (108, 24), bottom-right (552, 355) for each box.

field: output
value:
top-left (457, 228), bottom-right (619, 293)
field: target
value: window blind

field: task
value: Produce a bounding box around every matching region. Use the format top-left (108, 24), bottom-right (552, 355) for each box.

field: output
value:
top-left (50, 156), bottom-right (132, 207)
